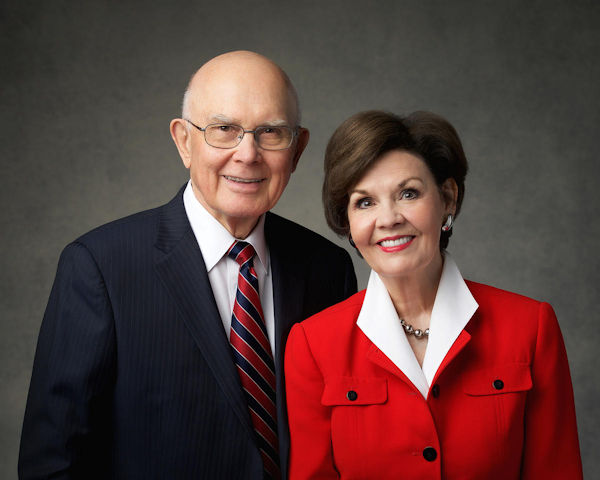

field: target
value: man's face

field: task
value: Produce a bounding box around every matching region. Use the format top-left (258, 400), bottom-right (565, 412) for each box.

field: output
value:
top-left (173, 57), bottom-right (307, 237)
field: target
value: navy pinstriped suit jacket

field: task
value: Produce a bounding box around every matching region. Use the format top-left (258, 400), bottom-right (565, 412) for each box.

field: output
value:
top-left (19, 186), bottom-right (357, 479)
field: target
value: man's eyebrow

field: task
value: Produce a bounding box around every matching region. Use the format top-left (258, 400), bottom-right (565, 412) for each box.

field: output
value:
top-left (207, 115), bottom-right (290, 127)
top-left (261, 119), bottom-right (289, 127)
top-left (209, 114), bottom-right (236, 124)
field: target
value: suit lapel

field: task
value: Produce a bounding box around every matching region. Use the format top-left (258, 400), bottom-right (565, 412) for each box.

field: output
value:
top-left (265, 213), bottom-right (307, 366)
top-left (153, 187), bottom-right (253, 435)
top-left (265, 212), bottom-right (307, 473)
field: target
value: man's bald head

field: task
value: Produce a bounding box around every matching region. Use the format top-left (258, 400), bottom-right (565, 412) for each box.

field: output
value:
top-left (181, 51), bottom-right (301, 126)
top-left (169, 50), bottom-right (310, 238)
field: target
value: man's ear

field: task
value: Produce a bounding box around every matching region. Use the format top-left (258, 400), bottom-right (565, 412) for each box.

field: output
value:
top-left (290, 127), bottom-right (310, 172)
top-left (170, 118), bottom-right (192, 169)
top-left (441, 178), bottom-right (458, 213)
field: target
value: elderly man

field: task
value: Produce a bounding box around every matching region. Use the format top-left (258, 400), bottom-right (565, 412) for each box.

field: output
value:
top-left (19, 51), bottom-right (357, 479)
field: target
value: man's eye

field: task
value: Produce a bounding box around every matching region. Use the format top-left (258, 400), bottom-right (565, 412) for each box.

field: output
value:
top-left (218, 125), bottom-right (233, 132)
top-left (260, 127), bottom-right (282, 136)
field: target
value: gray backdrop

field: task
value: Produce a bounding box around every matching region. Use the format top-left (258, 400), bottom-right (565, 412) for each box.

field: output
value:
top-left (2, 0), bottom-right (598, 477)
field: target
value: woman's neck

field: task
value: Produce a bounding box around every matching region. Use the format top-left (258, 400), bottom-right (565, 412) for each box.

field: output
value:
top-left (379, 253), bottom-right (444, 330)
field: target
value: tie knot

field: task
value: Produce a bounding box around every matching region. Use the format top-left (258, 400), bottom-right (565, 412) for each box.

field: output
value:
top-left (228, 240), bottom-right (256, 266)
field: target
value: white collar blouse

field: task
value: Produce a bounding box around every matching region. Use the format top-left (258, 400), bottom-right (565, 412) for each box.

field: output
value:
top-left (356, 254), bottom-right (478, 399)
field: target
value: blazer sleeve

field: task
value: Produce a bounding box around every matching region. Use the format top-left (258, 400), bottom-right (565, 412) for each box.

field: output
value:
top-left (521, 302), bottom-right (583, 479)
top-left (19, 242), bottom-right (116, 480)
top-left (285, 323), bottom-right (339, 480)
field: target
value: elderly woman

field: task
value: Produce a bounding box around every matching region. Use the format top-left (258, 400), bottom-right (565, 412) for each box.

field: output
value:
top-left (284, 111), bottom-right (582, 479)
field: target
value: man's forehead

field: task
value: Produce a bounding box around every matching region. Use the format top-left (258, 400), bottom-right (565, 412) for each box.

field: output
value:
top-left (198, 73), bottom-right (291, 100)
top-left (185, 53), bottom-right (299, 124)
top-left (192, 86), bottom-right (297, 125)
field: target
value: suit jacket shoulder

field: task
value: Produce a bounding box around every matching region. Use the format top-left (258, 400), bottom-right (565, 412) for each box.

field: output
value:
top-left (62, 186), bottom-right (190, 277)
top-left (265, 211), bottom-right (358, 326)
top-left (78, 205), bottom-right (160, 241)
top-left (300, 290), bottom-right (365, 332)
top-left (464, 280), bottom-right (557, 346)
top-left (287, 290), bottom-right (366, 370)
top-left (72, 203), bottom-right (164, 259)
top-left (466, 279), bottom-right (545, 310)
top-left (265, 211), bottom-right (352, 263)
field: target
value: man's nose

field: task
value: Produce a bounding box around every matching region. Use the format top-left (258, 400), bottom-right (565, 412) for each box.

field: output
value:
top-left (232, 131), bottom-right (260, 163)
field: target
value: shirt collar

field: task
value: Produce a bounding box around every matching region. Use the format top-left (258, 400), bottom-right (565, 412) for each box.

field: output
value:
top-left (356, 253), bottom-right (478, 398)
top-left (183, 181), bottom-right (269, 275)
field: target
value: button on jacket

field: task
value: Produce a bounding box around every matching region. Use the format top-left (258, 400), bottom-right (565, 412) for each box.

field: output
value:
top-left (285, 257), bottom-right (582, 479)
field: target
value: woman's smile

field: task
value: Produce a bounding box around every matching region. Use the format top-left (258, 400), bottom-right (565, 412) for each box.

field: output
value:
top-left (377, 235), bottom-right (415, 252)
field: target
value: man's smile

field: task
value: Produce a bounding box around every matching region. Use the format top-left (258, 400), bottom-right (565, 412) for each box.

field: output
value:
top-left (223, 175), bottom-right (265, 183)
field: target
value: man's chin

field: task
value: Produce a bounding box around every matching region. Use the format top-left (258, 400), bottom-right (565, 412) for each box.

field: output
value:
top-left (213, 203), bottom-right (272, 237)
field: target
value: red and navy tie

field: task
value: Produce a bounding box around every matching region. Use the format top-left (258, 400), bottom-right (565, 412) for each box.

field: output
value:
top-left (228, 241), bottom-right (280, 479)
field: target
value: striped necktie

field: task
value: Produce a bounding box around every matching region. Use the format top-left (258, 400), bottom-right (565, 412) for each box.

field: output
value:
top-left (228, 240), bottom-right (280, 479)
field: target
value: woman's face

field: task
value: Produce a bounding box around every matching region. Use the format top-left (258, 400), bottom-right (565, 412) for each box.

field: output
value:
top-left (347, 150), bottom-right (456, 282)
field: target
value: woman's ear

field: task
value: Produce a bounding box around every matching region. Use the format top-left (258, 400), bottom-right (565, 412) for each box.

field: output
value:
top-left (441, 178), bottom-right (459, 214)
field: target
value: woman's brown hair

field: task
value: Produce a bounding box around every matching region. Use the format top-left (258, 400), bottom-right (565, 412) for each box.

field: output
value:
top-left (323, 110), bottom-right (468, 250)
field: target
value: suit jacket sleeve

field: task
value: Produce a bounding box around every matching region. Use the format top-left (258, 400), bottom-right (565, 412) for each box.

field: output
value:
top-left (19, 242), bottom-right (116, 480)
top-left (521, 302), bottom-right (583, 479)
top-left (285, 323), bottom-right (339, 479)
top-left (341, 252), bottom-right (357, 303)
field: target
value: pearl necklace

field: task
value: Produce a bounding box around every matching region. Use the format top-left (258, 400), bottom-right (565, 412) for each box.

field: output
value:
top-left (400, 318), bottom-right (430, 339)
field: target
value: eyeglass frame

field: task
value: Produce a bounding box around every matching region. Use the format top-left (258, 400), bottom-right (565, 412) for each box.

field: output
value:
top-left (184, 118), bottom-right (300, 151)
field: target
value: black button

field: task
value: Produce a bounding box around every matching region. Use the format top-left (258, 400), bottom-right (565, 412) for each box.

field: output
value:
top-left (346, 390), bottom-right (358, 401)
top-left (431, 384), bottom-right (440, 398)
top-left (423, 446), bottom-right (437, 462)
top-left (493, 379), bottom-right (504, 390)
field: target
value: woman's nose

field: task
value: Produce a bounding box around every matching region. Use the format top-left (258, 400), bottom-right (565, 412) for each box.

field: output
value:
top-left (376, 203), bottom-right (404, 228)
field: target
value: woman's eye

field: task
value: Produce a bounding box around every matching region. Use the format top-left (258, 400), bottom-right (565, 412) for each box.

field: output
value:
top-left (401, 189), bottom-right (418, 200)
top-left (356, 198), bottom-right (373, 209)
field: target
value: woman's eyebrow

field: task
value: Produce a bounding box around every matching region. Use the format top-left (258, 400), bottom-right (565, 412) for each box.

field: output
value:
top-left (349, 177), bottom-right (424, 195)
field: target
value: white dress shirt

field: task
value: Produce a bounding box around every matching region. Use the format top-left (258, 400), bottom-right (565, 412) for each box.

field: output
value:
top-left (183, 181), bottom-right (276, 355)
top-left (356, 254), bottom-right (478, 399)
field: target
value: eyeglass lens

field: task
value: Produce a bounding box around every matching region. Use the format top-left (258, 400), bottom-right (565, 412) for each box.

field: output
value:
top-left (204, 124), bottom-right (293, 150)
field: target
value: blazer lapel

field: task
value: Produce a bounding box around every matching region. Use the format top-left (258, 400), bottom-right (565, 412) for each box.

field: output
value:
top-left (365, 329), bottom-right (473, 399)
top-left (365, 343), bottom-right (425, 396)
top-left (153, 187), bottom-right (253, 435)
top-left (430, 324), bottom-right (472, 387)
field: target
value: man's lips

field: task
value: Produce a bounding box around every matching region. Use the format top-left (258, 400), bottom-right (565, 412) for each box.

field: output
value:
top-left (223, 175), bottom-right (265, 184)
top-left (376, 235), bottom-right (415, 252)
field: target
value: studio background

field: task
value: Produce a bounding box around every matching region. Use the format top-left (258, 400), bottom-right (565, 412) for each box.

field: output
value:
top-left (2, 1), bottom-right (598, 478)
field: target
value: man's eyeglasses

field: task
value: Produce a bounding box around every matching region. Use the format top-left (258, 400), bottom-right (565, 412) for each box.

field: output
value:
top-left (184, 119), bottom-right (298, 150)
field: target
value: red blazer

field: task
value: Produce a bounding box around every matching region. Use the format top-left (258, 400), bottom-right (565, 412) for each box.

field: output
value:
top-left (285, 280), bottom-right (582, 479)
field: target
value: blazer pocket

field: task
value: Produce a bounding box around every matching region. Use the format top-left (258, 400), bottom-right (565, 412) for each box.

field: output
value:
top-left (321, 377), bottom-right (387, 406)
top-left (462, 363), bottom-right (532, 396)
